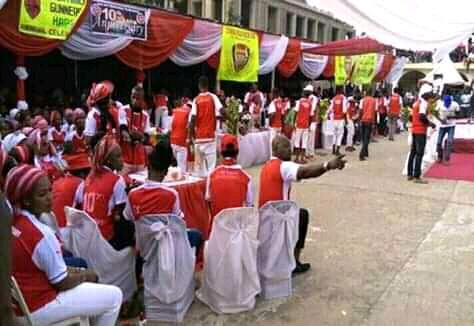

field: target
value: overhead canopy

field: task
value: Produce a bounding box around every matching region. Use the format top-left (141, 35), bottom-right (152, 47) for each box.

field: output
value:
top-left (303, 37), bottom-right (389, 56)
top-left (307, 0), bottom-right (474, 62)
top-left (422, 57), bottom-right (466, 86)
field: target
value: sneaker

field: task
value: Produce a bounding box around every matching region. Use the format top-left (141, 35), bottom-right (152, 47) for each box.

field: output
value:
top-left (292, 262), bottom-right (311, 275)
top-left (414, 178), bottom-right (428, 184)
top-left (407, 176), bottom-right (414, 181)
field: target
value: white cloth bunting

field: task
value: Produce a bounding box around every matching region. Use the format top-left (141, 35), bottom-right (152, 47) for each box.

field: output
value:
top-left (374, 54), bottom-right (385, 76)
top-left (259, 34), bottom-right (289, 75)
top-left (385, 57), bottom-right (408, 85)
top-left (299, 42), bottom-right (328, 80)
top-left (60, 21), bottom-right (133, 61)
top-left (169, 20), bottom-right (222, 67)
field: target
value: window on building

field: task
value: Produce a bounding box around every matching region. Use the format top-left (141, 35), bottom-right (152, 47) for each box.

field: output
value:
top-left (211, 0), bottom-right (223, 21)
top-left (191, 1), bottom-right (202, 17)
top-left (307, 19), bottom-right (316, 41)
top-left (267, 6), bottom-right (278, 33)
top-left (346, 31), bottom-right (354, 39)
top-left (286, 12), bottom-right (293, 36)
top-left (173, 0), bottom-right (188, 14)
top-left (331, 27), bottom-right (339, 41)
top-left (317, 22), bottom-right (325, 42)
top-left (296, 16), bottom-right (304, 37)
top-left (241, 0), bottom-right (252, 27)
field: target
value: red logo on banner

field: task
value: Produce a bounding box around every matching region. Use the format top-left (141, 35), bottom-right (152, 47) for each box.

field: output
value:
top-left (25, 0), bottom-right (41, 19)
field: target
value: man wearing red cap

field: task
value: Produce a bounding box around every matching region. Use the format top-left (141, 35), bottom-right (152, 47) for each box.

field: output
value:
top-left (206, 134), bottom-right (253, 227)
top-left (189, 76), bottom-right (223, 177)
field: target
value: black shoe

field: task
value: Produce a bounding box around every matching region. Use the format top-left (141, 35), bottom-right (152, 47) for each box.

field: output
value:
top-left (407, 176), bottom-right (414, 181)
top-left (292, 262), bottom-right (311, 275)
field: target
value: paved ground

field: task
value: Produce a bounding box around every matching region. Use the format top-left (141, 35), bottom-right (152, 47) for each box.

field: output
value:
top-left (181, 134), bottom-right (474, 326)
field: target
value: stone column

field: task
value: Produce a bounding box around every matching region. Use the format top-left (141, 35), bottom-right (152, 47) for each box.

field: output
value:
top-left (301, 17), bottom-right (308, 39)
top-left (290, 13), bottom-right (297, 37)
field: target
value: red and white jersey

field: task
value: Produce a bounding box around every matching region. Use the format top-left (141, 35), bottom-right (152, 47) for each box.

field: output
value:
top-left (154, 94), bottom-right (168, 108)
top-left (124, 180), bottom-right (182, 221)
top-left (295, 97), bottom-right (314, 129)
top-left (76, 169), bottom-right (127, 240)
top-left (170, 106), bottom-right (191, 147)
top-left (34, 155), bottom-right (62, 182)
top-left (387, 94), bottom-right (403, 116)
top-left (11, 209), bottom-right (67, 314)
top-left (190, 92), bottom-right (222, 142)
top-left (119, 105), bottom-right (151, 166)
top-left (329, 94), bottom-right (347, 120)
top-left (61, 122), bottom-right (75, 139)
top-left (258, 158), bottom-right (299, 208)
top-left (360, 97), bottom-right (378, 123)
top-left (48, 127), bottom-right (65, 150)
top-left (52, 175), bottom-right (83, 227)
top-left (65, 130), bottom-right (88, 154)
top-left (268, 98), bottom-right (288, 128)
top-left (377, 97), bottom-right (387, 114)
top-left (244, 91), bottom-right (265, 107)
top-left (84, 106), bottom-right (125, 138)
top-left (206, 160), bottom-right (253, 218)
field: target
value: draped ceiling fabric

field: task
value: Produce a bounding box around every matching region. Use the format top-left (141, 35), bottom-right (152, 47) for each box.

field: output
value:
top-left (169, 20), bottom-right (222, 67)
top-left (307, 0), bottom-right (474, 63)
top-left (299, 42), bottom-right (328, 80)
top-left (303, 37), bottom-right (389, 56)
top-left (259, 34), bottom-right (289, 75)
top-left (60, 21), bottom-right (133, 61)
top-left (115, 10), bottom-right (194, 70)
top-left (278, 38), bottom-right (302, 78)
top-left (0, 0), bottom-right (89, 56)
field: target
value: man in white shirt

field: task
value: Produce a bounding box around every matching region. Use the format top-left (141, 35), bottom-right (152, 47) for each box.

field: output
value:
top-left (437, 95), bottom-right (460, 164)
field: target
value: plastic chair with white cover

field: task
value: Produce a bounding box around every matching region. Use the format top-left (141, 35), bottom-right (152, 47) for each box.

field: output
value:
top-left (196, 207), bottom-right (260, 314)
top-left (134, 214), bottom-right (195, 323)
top-left (60, 207), bottom-right (137, 302)
top-left (258, 201), bottom-right (299, 299)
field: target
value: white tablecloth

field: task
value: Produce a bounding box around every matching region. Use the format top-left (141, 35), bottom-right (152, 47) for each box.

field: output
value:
top-left (218, 131), bottom-right (271, 169)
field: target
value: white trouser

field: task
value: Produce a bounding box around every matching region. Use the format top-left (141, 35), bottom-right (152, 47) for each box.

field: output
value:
top-left (332, 119), bottom-right (345, 147)
top-left (307, 122), bottom-right (317, 156)
top-left (194, 141), bottom-right (217, 177)
top-left (294, 128), bottom-right (309, 150)
top-left (171, 144), bottom-right (188, 173)
top-left (26, 283), bottom-right (122, 326)
top-left (154, 106), bottom-right (168, 129)
top-left (270, 127), bottom-right (281, 154)
top-left (346, 120), bottom-right (355, 147)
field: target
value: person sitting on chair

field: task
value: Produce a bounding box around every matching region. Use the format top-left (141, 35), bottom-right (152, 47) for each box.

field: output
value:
top-left (6, 164), bottom-right (123, 326)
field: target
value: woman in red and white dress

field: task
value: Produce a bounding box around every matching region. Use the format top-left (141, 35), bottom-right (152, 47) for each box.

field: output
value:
top-left (6, 164), bottom-right (122, 326)
top-left (63, 108), bottom-right (90, 172)
top-left (48, 110), bottom-right (65, 153)
top-left (28, 128), bottom-right (64, 182)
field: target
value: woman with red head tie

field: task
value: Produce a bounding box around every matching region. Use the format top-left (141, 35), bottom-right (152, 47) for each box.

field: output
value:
top-left (48, 110), bottom-right (65, 153)
top-left (28, 128), bottom-right (65, 182)
top-left (75, 135), bottom-right (133, 251)
top-left (6, 164), bottom-right (123, 326)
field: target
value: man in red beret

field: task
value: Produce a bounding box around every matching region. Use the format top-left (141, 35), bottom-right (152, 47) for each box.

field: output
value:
top-left (206, 134), bottom-right (254, 229)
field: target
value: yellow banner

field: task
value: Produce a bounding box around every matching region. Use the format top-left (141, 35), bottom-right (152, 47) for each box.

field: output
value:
top-left (217, 26), bottom-right (259, 82)
top-left (19, 0), bottom-right (88, 40)
top-left (334, 56), bottom-right (347, 85)
top-left (351, 53), bottom-right (377, 85)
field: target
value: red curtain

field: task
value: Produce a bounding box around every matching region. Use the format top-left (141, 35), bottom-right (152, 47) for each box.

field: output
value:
top-left (277, 38), bottom-right (301, 78)
top-left (116, 10), bottom-right (194, 70)
top-left (322, 56), bottom-right (335, 78)
top-left (0, 0), bottom-right (89, 56)
top-left (375, 54), bottom-right (395, 81)
top-left (207, 31), bottom-right (263, 70)
top-left (303, 37), bottom-right (389, 56)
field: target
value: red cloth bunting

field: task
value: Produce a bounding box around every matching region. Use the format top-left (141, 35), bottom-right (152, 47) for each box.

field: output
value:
top-left (375, 54), bottom-right (395, 81)
top-left (277, 38), bottom-right (301, 78)
top-left (303, 37), bottom-right (390, 56)
top-left (0, 0), bottom-right (89, 56)
top-left (116, 10), bottom-right (194, 70)
top-left (322, 56), bottom-right (335, 78)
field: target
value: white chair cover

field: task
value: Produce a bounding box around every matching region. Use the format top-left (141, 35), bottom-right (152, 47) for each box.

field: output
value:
top-left (196, 207), bottom-right (260, 314)
top-left (60, 207), bottom-right (137, 301)
top-left (258, 201), bottom-right (299, 299)
top-left (135, 214), bottom-right (195, 323)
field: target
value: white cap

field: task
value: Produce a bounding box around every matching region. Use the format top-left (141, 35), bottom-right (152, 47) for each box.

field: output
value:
top-left (3, 132), bottom-right (26, 152)
top-left (9, 108), bottom-right (19, 120)
top-left (304, 84), bottom-right (314, 92)
top-left (17, 100), bottom-right (28, 111)
top-left (419, 83), bottom-right (434, 97)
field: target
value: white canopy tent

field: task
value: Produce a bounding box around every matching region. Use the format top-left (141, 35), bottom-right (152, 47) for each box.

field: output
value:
top-left (422, 56), bottom-right (466, 86)
top-left (307, 0), bottom-right (474, 62)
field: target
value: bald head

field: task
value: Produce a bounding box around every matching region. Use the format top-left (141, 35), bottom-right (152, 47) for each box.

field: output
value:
top-left (272, 135), bottom-right (292, 161)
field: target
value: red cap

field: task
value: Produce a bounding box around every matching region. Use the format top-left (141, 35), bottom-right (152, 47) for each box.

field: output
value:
top-left (220, 134), bottom-right (239, 153)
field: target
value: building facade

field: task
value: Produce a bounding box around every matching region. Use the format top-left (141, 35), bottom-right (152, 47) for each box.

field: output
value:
top-left (155, 0), bottom-right (354, 43)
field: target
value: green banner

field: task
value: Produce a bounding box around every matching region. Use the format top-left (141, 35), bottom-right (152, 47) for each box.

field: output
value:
top-left (217, 26), bottom-right (259, 82)
top-left (351, 53), bottom-right (377, 85)
top-left (19, 0), bottom-right (88, 40)
top-left (334, 56), bottom-right (347, 85)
